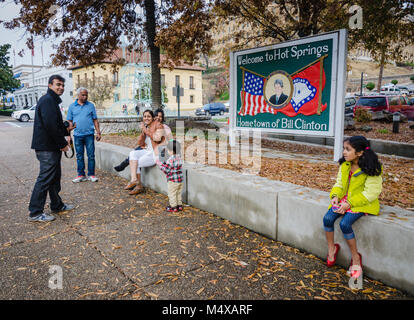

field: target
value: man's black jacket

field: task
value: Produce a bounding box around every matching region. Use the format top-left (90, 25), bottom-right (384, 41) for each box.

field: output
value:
top-left (31, 88), bottom-right (69, 151)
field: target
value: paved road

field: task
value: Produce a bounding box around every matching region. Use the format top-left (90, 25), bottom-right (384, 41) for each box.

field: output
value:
top-left (0, 115), bottom-right (411, 301)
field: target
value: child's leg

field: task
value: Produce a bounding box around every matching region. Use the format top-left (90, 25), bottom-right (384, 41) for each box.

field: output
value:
top-left (323, 208), bottom-right (341, 259)
top-left (167, 181), bottom-right (178, 208)
top-left (339, 212), bottom-right (365, 265)
top-left (176, 183), bottom-right (183, 206)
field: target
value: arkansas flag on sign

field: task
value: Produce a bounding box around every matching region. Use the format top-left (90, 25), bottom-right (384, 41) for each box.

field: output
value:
top-left (239, 58), bottom-right (327, 117)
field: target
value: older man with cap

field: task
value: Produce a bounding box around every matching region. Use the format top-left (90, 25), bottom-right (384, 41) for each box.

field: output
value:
top-left (67, 87), bottom-right (101, 183)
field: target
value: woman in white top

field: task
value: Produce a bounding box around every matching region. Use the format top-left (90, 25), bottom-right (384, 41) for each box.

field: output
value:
top-left (125, 109), bottom-right (165, 195)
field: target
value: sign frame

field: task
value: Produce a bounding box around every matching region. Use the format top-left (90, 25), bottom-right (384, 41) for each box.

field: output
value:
top-left (229, 29), bottom-right (348, 161)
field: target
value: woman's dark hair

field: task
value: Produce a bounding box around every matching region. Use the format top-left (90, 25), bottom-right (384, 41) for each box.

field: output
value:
top-left (154, 108), bottom-right (165, 123)
top-left (143, 109), bottom-right (154, 118)
top-left (339, 136), bottom-right (382, 176)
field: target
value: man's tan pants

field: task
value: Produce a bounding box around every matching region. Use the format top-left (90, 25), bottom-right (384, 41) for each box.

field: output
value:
top-left (167, 181), bottom-right (183, 207)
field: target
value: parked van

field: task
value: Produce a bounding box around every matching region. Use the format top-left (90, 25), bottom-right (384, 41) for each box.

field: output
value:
top-left (380, 85), bottom-right (401, 95)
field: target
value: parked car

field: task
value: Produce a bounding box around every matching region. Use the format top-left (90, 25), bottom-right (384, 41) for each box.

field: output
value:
top-left (354, 95), bottom-right (414, 120)
top-left (380, 85), bottom-right (401, 95)
top-left (195, 102), bottom-right (226, 116)
top-left (11, 105), bottom-right (36, 122)
top-left (397, 85), bottom-right (414, 95)
top-left (344, 96), bottom-right (357, 117)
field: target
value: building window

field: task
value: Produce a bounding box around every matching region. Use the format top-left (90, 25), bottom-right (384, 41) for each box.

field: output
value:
top-left (70, 91), bottom-right (73, 96)
top-left (175, 75), bottom-right (180, 87)
top-left (69, 73), bottom-right (72, 78)
top-left (190, 95), bottom-right (194, 103)
top-left (77, 74), bottom-right (80, 86)
top-left (189, 76), bottom-right (194, 89)
top-left (161, 74), bottom-right (165, 87)
top-left (113, 71), bottom-right (118, 85)
top-left (114, 93), bottom-right (119, 102)
top-left (92, 72), bottom-right (95, 84)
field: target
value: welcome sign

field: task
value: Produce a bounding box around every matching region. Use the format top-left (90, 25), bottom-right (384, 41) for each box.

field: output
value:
top-left (229, 30), bottom-right (347, 141)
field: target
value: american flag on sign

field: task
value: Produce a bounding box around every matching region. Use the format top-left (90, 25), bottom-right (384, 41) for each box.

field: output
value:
top-left (239, 56), bottom-right (327, 117)
top-left (240, 71), bottom-right (270, 116)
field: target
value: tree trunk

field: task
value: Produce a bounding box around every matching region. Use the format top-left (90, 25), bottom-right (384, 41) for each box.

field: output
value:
top-left (144, 0), bottom-right (161, 110)
top-left (377, 50), bottom-right (386, 92)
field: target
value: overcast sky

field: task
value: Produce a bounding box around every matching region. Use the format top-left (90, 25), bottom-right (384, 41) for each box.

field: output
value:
top-left (0, 1), bottom-right (56, 68)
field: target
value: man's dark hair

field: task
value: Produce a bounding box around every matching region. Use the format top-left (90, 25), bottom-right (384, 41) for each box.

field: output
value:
top-left (167, 139), bottom-right (181, 155)
top-left (48, 74), bottom-right (65, 85)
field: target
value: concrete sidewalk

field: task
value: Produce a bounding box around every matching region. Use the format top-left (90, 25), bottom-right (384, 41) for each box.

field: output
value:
top-left (0, 124), bottom-right (412, 299)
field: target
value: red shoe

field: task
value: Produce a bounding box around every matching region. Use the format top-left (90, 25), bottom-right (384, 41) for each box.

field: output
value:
top-left (177, 205), bottom-right (183, 211)
top-left (348, 253), bottom-right (363, 278)
top-left (326, 244), bottom-right (340, 267)
top-left (166, 206), bottom-right (178, 212)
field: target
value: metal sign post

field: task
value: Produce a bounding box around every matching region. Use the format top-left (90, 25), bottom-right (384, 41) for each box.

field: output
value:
top-left (173, 85), bottom-right (184, 118)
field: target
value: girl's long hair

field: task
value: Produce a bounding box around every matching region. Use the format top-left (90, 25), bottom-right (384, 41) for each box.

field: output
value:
top-left (339, 136), bottom-right (382, 176)
top-left (154, 108), bottom-right (165, 123)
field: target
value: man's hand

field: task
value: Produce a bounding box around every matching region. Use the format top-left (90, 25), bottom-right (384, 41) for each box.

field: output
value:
top-left (61, 144), bottom-right (70, 152)
top-left (96, 132), bottom-right (101, 141)
top-left (67, 122), bottom-right (76, 132)
top-left (65, 136), bottom-right (72, 145)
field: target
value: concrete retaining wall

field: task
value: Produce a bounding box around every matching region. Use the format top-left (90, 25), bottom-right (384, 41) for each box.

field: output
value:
top-left (95, 142), bottom-right (414, 295)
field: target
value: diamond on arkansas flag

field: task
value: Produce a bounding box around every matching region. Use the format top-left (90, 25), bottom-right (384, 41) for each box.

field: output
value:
top-left (291, 78), bottom-right (317, 113)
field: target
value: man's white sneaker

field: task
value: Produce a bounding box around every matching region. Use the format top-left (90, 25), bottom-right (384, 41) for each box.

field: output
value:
top-left (88, 175), bottom-right (99, 182)
top-left (72, 176), bottom-right (87, 183)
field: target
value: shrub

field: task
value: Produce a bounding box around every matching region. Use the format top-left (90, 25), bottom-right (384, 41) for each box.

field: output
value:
top-left (410, 75), bottom-right (414, 83)
top-left (365, 82), bottom-right (375, 91)
top-left (391, 79), bottom-right (398, 86)
top-left (354, 108), bottom-right (372, 123)
top-left (0, 109), bottom-right (13, 116)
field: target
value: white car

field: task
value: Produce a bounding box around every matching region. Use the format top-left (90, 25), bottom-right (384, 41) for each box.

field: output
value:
top-left (11, 106), bottom-right (36, 122)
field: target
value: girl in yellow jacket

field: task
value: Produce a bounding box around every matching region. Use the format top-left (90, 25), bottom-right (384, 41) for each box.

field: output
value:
top-left (323, 136), bottom-right (382, 277)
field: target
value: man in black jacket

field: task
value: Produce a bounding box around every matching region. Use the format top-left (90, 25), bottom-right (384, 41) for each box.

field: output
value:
top-left (28, 75), bottom-right (74, 222)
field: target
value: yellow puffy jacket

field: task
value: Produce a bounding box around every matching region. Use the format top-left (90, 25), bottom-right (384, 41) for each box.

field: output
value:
top-left (329, 161), bottom-right (383, 215)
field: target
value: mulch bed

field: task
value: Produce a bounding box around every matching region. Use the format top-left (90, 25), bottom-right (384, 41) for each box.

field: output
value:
top-left (346, 121), bottom-right (414, 144)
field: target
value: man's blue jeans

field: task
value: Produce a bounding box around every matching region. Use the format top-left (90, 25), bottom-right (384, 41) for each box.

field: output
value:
top-left (74, 134), bottom-right (95, 177)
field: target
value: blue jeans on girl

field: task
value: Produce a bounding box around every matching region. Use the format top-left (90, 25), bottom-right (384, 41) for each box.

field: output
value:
top-left (323, 208), bottom-right (364, 240)
top-left (74, 134), bottom-right (95, 177)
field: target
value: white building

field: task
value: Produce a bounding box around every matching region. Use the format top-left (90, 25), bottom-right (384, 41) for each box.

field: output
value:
top-left (12, 65), bottom-right (74, 112)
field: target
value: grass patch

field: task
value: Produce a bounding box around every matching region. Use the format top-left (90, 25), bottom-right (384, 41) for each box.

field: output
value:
top-left (377, 128), bottom-right (390, 134)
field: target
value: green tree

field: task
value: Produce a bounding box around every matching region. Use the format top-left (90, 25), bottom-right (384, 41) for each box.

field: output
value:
top-left (365, 82), bottom-right (375, 91)
top-left (391, 79), bottom-right (398, 86)
top-left (350, 0), bottom-right (414, 91)
top-left (410, 75), bottom-right (414, 83)
top-left (3, 0), bottom-right (213, 109)
top-left (0, 44), bottom-right (21, 97)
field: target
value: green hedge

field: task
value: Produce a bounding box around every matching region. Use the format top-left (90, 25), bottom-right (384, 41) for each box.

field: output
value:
top-left (0, 109), bottom-right (13, 116)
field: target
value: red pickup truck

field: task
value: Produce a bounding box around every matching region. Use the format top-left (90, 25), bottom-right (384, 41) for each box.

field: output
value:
top-left (354, 95), bottom-right (414, 120)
